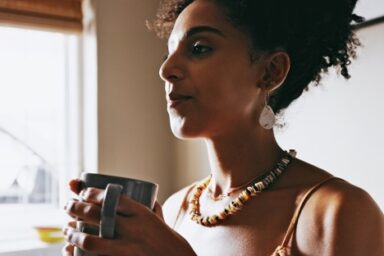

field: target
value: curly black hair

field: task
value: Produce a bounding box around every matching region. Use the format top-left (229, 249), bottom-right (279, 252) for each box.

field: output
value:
top-left (150, 0), bottom-right (364, 114)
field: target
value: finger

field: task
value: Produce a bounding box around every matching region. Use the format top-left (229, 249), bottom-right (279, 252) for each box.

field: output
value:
top-left (67, 220), bottom-right (76, 229)
top-left (65, 200), bottom-right (101, 225)
top-left (80, 187), bottom-right (148, 216)
top-left (117, 194), bottom-right (152, 217)
top-left (64, 227), bottom-right (115, 255)
top-left (153, 201), bottom-right (164, 220)
top-left (69, 179), bottom-right (84, 194)
top-left (65, 227), bottom-right (145, 256)
top-left (78, 187), bottom-right (104, 206)
top-left (113, 202), bottom-right (162, 237)
top-left (61, 243), bottom-right (74, 256)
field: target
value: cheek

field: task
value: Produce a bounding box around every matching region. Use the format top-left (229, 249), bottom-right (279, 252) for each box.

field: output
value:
top-left (200, 70), bottom-right (255, 109)
top-left (204, 75), bottom-right (261, 128)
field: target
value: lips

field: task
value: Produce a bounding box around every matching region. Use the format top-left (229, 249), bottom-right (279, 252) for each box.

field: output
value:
top-left (167, 92), bottom-right (193, 108)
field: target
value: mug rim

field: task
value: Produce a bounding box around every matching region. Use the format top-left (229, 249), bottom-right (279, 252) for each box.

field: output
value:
top-left (81, 172), bottom-right (158, 187)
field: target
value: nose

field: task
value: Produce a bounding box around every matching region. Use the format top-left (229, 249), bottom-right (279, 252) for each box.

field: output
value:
top-left (159, 52), bottom-right (184, 83)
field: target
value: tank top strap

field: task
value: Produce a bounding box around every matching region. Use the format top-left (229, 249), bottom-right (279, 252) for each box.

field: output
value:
top-left (172, 181), bottom-right (199, 229)
top-left (279, 176), bottom-right (343, 248)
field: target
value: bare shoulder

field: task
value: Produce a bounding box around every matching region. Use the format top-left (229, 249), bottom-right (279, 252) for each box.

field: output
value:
top-left (295, 177), bottom-right (384, 256)
top-left (162, 182), bottom-right (197, 228)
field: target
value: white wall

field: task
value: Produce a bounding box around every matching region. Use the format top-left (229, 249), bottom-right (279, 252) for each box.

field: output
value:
top-left (174, 23), bottom-right (384, 210)
top-left (174, 139), bottom-right (210, 189)
top-left (355, 0), bottom-right (384, 20)
top-left (276, 23), bottom-right (384, 210)
top-left (92, 0), bottom-right (174, 202)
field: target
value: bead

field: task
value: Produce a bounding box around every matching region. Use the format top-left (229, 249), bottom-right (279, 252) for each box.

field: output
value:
top-left (231, 200), bottom-right (242, 210)
top-left (224, 205), bottom-right (232, 214)
top-left (188, 150), bottom-right (295, 226)
top-left (289, 149), bottom-right (297, 157)
top-left (282, 158), bottom-right (290, 165)
top-left (238, 195), bottom-right (246, 204)
top-left (218, 211), bottom-right (227, 220)
top-left (255, 182), bottom-right (264, 191)
top-left (225, 204), bottom-right (235, 214)
top-left (212, 215), bottom-right (220, 222)
top-left (235, 198), bottom-right (243, 207)
top-left (240, 190), bottom-right (250, 201)
top-left (190, 198), bottom-right (198, 204)
top-left (248, 186), bottom-right (257, 195)
top-left (209, 216), bottom-right (218, 225)
top-left (274, 169), bottom-right (282, 175)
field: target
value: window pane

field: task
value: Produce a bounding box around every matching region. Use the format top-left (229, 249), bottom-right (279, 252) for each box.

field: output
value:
top-left (0, 26), bottom-right (68, 205)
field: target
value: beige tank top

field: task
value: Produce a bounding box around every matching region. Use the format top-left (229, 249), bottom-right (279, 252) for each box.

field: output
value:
top-left (172, 176), bottom-right (341, 256)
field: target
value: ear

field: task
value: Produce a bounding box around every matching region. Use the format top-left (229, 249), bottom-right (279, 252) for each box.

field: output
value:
top-left (258, 51), bottom-right (290, 91)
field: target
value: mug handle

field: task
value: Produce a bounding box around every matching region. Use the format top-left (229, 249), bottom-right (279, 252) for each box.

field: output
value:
top-left (99, 183), bottom-right (123, 239)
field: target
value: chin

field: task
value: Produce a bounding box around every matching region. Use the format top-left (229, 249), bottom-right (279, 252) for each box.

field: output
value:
top-left (170, 120), bottom-right (203, 140)
top-left (171, 126), bottom-right (197, 140)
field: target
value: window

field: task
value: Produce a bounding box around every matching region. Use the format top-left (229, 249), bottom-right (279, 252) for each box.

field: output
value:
top-left (0, 25), bottom-right (82, 245)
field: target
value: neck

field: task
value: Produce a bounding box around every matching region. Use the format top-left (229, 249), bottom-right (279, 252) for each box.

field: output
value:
top-left (204, 127), bottom-right (283, 196)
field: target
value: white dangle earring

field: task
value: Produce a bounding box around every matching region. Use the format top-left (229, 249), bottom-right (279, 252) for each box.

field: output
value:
top-left (258, 91), bottom-right (276, 130)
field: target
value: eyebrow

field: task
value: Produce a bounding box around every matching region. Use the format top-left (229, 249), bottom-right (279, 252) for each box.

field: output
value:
top-left (185, 26), bottom-right (226, 38)
top-left (168, 26), bottom-right (226, 48)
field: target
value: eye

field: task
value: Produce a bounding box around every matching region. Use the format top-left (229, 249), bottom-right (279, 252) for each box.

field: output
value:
top-left (191, 42), bottom-right (212, 56)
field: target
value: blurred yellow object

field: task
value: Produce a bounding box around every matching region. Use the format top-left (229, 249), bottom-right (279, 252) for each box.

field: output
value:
top-left (34, 226), bottom-right (65, 243)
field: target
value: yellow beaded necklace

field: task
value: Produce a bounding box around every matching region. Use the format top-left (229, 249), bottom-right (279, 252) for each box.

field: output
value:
top-left (206, 171), bottom-right (267, 201)
top-left (189, 150), bottom-right (296, 226)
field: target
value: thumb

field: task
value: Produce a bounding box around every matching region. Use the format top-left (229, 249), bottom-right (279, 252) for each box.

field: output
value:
top-left (153, 201), bottom-right (164, 220)
top-left (68, 179), bottom-right (83, 195)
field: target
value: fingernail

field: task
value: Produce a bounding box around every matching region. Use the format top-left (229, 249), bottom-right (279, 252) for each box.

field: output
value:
top-left (67, 229), bottom-right (77, 246)
top-left (64, 201), bottom-right (75, 213)
top-left (78, 189), bottom-right (84, 200)
top-left (78, 188), bottom-right (88, 201)
top-left (64, 228), bottom-right (74, 240)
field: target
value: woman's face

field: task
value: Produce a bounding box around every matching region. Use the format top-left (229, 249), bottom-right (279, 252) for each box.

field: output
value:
top-left (159, 0), bottom-right (265, 139)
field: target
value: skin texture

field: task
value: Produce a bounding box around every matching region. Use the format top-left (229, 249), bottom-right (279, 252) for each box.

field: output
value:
top-left (64, 0), bottom-right (384, 255)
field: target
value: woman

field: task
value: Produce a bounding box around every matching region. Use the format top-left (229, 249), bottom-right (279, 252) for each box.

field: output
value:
top-left (63, 0), bottom-right (384, 255)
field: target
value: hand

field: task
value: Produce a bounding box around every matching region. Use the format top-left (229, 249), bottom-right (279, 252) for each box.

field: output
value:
top-left (62, 179), bottom-right (196, 256)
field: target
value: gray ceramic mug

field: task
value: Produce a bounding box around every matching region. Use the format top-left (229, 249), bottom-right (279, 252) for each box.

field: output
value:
top-left (74, 172), bottom-right (159, 256)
